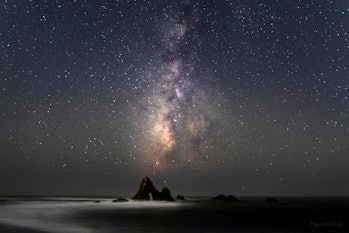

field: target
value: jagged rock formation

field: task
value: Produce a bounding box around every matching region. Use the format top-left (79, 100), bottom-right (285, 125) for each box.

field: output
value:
top-left (132, 176), bottom-right (159, 200)
top-left (212, 194), bottom-right (238, 202)
top-left (132, 176), bottom-right (174, 201)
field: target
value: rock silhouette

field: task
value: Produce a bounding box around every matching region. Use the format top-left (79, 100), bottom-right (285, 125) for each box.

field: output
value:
top-left (132, 176), bottom-right (174, 201)
top-left (176, 194), bottom-right (185, 200)
top-left (212, 194), bottom-right (238, 202)
top-left (112, 198), bottom-right (129, 202)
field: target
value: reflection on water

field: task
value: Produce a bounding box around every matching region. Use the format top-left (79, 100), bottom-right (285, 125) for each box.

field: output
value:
top-left (0, 201), bottom-right (92, 233)
top-left (0, 200), bottom-right (189, 233)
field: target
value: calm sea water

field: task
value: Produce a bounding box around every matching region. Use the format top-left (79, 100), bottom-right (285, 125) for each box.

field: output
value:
top-left (0, 197), bottom-right (348, 233)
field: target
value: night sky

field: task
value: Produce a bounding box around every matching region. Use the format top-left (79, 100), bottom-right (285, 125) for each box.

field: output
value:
top-left (1, 0), bottom-right (348, 196)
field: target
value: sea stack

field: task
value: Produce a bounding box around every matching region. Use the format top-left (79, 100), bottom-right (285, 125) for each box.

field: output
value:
top-left (132, 176), bottom-right (174, 201)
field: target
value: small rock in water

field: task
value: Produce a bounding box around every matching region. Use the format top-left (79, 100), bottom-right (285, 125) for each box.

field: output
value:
top-left (112, 198), bottom-right (129, 202)
top-left (212, 194), bottom-right (238, 202)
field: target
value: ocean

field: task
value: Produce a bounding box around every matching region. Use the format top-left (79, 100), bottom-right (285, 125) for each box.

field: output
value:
top-left (0, 197), bottom-right (348, 233)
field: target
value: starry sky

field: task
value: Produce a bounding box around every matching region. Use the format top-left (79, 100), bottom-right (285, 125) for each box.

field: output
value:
top-left (0, 0), bottom-right (348, 196)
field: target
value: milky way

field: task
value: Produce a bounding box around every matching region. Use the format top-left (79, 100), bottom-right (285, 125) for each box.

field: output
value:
top-left (130, 2), bottom-right (242, 172)
top-left (138, 3), bottom-right (213, 169)
top-left (0, 0), bottom-right (348, 195)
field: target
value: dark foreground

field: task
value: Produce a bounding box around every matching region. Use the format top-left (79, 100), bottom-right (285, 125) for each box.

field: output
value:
top-left (0, 197), bottom-right (348, 233)
top-left (0, 224), bottom-right (47, 233)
